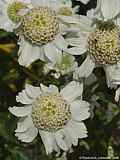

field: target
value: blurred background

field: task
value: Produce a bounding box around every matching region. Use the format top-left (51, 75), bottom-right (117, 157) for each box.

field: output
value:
top-left (0, 0), bottom-right (120, 159)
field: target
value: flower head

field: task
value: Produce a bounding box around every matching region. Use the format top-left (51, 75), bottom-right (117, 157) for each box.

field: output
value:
top-left (9, 81), bottom-right (90, 154)
top-left (88, 21), bottom-right (120, 65)
top-left (21, 7), bottom-right (59, 45)
top-left (73, 0), bottom-right (120, 89)
top-left (7, 1), bottom-right (28, 23)
top-left (0, 0), bottom-right (31, 32)
top-left (17, 0), bottom-right (81, 67)
top-left (32, 93), bottom-right (71, 132)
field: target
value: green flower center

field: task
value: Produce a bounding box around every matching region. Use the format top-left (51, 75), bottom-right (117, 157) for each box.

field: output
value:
top-left (88, 21), bottom-right (120, 65)
top-left (7, 1), bottom-right (27, 23)
top-left (55, 54), bottom-right (75, 72)
top-left (21, 7), bottom-right (59, 45)
top-left (32, 93), bottom-right (71, 132)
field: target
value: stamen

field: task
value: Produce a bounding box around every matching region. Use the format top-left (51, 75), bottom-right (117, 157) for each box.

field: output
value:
top-left (88, 21), bottom-right (120, 65)
top-left (32, 93), bottom-right (71, 132)
top-left (21, 7), bottom-right (59, 45)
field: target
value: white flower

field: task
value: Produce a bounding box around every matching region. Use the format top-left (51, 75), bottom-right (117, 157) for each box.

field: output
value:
top-left (73, 0), bottom-right (120, 89)
top-left (0, 0), bottom-right (31, 32)
top-left (44, 54), bottom-right (78, 76)
top-left (9, 81), bottom-right (90, 154)
top-left (17, 0), bottom-right (81, 67)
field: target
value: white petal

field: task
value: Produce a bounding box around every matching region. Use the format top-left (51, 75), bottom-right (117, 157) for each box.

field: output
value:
top-left (87, 9), bottom-right (96, 19)
top-left (4, 0), bottom-right (10, 3)
top-left (101, 0), bottom-right (120, 20)
top-left (65, 120), bottom-right (87, 145)
top-left (16, 90), bottom-right (34, 104)
top-left (20, 0), bottom-right (31, 3)
top-left (0, 1), bottom-right (18, 31)
top-left (60, 81), bottom-right (83, 103)
top-left (15, 116), bottom-right (33, 132)
top-left (66, 34), bottom-right (88, 48)
top-left (116, 16), bottom-right (120, 26)
top-left (64, 47), bottom-right (86, 55)
top-left (105, 63), bottom-right (120, 88)
top-left (18, 40), bottom-right (41, 66)
top-left (0, 0), bottom-right (5, 9)
top-left (66, 38), bottom-right (81, 47)
top-left (76, 0), bottom-right (90, 4)
top-left (48, 85), bottom-right (59, 93)
top-left (79, 15), bottom-right (93, 33)
top-left (58, 15), bottom-right (80, 25)
top-left (64, 122), bottom-right (79, 146)
top-left (70, 100), bottom-right (90, 121)
top-left (61, 130), bottom-right (73, 148)
top-left (25, 84), bottom-right (41, 98)
top-left (9, 106), bottom-right (32, 117)
top-left (40, 84), bottom-right (49, 92)
top-left (70, 120), bottom-right (88, 138)
top-left (55, 130), bottom-right (69, 151)
top-left (39, 130), bottom-right (58, 154)
top-left (73, 55), bottom-right (95, 79)
top-left (44, 42), bottom-right (62, 63)
top-left (53, 35), bottom-right (68, 50)
top-left (39, 46), bottom-right (46, 62)
top-left (15, 126), bottom-right (38, 143)
top-left (31, 0), bottom-right (50, 7)
top-left (0, 18), bottom-right (16, 32)
top-left (62, 25), bottom-right (80, 33)
top-left (40, 84), bottom-right (59, 94)
top-left (115, 87), bottom-right (120, 102)
top-left (48, 0), bottom-right (61, 12)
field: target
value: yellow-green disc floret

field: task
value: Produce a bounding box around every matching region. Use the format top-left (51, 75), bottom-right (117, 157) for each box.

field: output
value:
top-left (32, 93), bottom-right (71, 132)
top-left (7, 1), bottom-right (27, 23)
top-left (22, 7), bottom-right (59, 45)
top-left (88, 21), bottom-right (120, 65)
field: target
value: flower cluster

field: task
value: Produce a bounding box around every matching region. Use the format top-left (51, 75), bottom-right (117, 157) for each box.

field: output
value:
top-left (1, 0), bottom-right (120, 158)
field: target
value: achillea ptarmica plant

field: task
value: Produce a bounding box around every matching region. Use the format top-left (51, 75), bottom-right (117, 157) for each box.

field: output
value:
top-left (17, 0), bottom-right (83, 67)
top-left (9, 81), bottom-right (90, 154)
top-left (73, 0), bottom-right (120, 89)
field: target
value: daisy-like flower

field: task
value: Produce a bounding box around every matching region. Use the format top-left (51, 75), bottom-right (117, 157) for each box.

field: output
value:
top-left (44, 54), bottom-right (78, 77)
top-left (0, 0), bottom-right (31, 32)
top-left (73, 0), bottom-right (120, 89)
top-left (17, 0), bottom-right (82, 67)
top-left (9, 81), bottom-right (90, 154)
